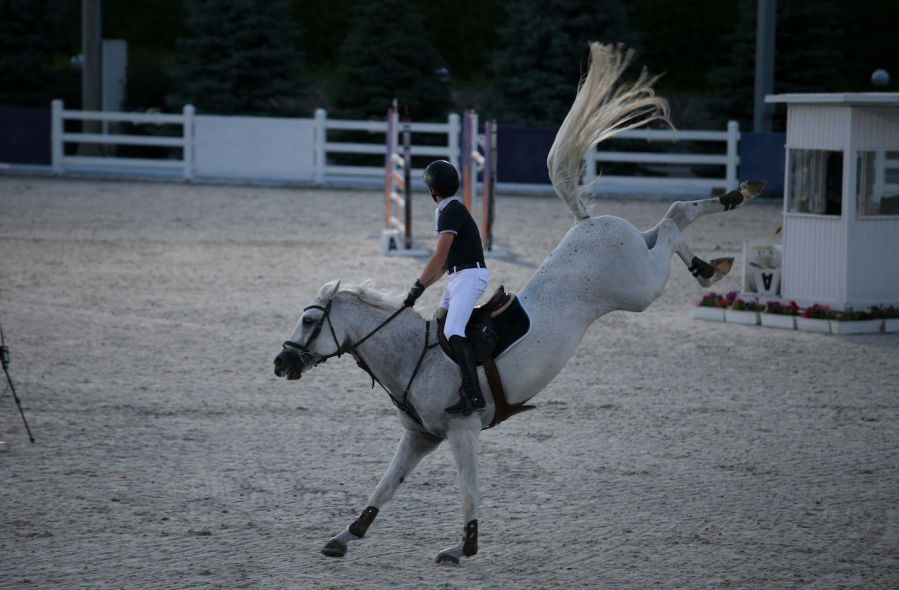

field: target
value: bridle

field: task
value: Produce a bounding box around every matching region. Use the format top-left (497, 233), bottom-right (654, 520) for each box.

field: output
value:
top-left (280, 301), bottom-right (343, 368)
top-left (278, 299), bottom-right (438, 431)
top-left (279, 300), bottom-right (407, 371)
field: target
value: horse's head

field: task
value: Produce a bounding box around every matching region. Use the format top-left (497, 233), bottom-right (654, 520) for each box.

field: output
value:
top-left (273, 280), bottom-right (344, 381)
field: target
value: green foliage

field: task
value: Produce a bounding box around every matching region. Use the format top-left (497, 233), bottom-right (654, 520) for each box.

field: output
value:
top-left (487, 0), bottom-right (639, 126)
top-left (410, 0), bottom-right (505, 87)
top-left (837, 0), bottom-right (899, 92)
top-left (167, 0), bottom-right (306, 115)
top-left (708, 0), bottom-right (844, 130)
top-left (0, 0), bottom-right (78, 107)
top-left (329, 0), bottom-right (452, 121)
top-left (625, 0), bottom-right (740, 94)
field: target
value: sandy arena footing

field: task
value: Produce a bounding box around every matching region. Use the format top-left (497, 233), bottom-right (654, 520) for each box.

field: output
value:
top-left (1, 176), bottom-right (897, 589)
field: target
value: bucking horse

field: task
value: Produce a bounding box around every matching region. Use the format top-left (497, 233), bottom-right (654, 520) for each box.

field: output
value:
top-left (273, 43), bottom-right (765, 564)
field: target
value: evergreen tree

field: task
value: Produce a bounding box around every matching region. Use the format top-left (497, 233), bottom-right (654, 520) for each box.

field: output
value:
top-left (487, 0), bottom-right (640, 126)
top-left (708, 0), bottom-right (843, 130)
top-left (167, 0), bottom-right (306, 115)
top-left (329, 0), bottom-right (452, 121)
top-left (0, 0), bottom-right (77, 108)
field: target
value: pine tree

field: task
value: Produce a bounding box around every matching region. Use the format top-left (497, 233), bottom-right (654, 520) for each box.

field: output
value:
top-left (0, 0), bottom-right (77, 108)
top-left (166, 0), bottom-right (306, 115)
top-left (329, 0), bottom-right (452, 121)
top-left (708, 0), bottom-right (844, 130)
top-left (487, 0), bottom-right (640, 126)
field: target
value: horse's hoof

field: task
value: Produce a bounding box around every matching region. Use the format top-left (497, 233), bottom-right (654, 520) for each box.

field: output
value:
top-left (435, 551), bottom-right (460, 565)
top-left (711, 257), bottom-right (734, 277)
top-left (321, 538), bottom-right (348, 557)
top-left (741, 180), bottom-right (766, 197)
top-left (692, 257), bottom-right (734, 288)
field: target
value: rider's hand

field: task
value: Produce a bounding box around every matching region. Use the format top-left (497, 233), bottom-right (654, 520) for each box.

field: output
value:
top-left (404, 279), bottom-right (425, 307)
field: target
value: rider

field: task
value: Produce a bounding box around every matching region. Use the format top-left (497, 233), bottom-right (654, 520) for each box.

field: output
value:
top-left (404, 160), bottom-right (489, 414)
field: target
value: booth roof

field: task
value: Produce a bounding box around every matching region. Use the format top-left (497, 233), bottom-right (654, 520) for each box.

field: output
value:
top-left (766, 93), bottom-right (899, 106)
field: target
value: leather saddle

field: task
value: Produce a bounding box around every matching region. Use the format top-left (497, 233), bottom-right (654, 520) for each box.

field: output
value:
top-left (435, 285), bottom-right (535, 428)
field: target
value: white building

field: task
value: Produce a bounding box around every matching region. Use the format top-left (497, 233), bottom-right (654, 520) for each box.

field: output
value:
top-left (764, 93), bottom-right (899, 311)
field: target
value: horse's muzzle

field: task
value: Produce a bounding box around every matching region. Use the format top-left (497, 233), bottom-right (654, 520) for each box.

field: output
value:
top-left (273, 350), bottom-right (304, 380)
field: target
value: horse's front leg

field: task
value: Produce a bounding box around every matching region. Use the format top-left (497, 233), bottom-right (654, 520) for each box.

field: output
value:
top-left (436, 425), bottom-right (481, 564)
top-left (321, 429), bottom-right (441, 557)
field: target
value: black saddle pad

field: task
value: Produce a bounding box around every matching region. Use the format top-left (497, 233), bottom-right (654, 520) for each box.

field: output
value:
top-left (490, 296), bottom-right (530, 359)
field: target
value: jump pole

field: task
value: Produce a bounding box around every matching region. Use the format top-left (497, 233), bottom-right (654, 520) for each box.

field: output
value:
top-left (480, 119), bottom-right (498, 252)
top-left (380, 108), bottom-right (428, 257)
top-left (461, 110), bottom-right (481, 212)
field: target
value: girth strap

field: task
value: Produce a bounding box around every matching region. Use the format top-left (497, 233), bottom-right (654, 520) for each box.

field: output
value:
top-left (482, 358), bottom-right (535, 429)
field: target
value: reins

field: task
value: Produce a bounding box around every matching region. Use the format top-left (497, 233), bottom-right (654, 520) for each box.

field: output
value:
top-left (281, 301), bottom-right (407, 368)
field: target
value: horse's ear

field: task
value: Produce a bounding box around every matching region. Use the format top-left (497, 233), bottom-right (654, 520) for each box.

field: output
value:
top-left (319, 279), bottom-right (341, 301)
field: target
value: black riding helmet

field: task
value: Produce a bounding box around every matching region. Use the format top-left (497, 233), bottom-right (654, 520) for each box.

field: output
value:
top-left (422, 160), bottom-right (459, 197)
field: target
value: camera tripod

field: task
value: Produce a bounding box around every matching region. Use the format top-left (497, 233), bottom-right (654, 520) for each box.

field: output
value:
top-left (2, 324), bottom-right (35, 443)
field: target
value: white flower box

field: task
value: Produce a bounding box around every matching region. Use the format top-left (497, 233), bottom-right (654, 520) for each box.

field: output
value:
top-left (831, 320), bottom-right (883, 334)
top-left (761, 313), bottom-right (796, 330)
top-left (884, 318), bottom-right (899, 333)
top-left (691, 306), bottom-right (725, 322)
top-left (795, 317), bottom-right (831, 334)
top-left (725, 309), bottom-right (759, 326)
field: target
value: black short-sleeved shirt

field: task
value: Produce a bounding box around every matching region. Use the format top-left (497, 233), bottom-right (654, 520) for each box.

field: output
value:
top-left (436, 198), bottom-right (485, 269)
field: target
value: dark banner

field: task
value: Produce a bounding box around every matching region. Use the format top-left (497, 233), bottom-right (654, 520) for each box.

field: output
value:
top-left (496, 125), bottom-right (558, 184)
top-left (739, 132), bottom-right (786, 196)
top-left (0, 107), bottom-right (51, 165)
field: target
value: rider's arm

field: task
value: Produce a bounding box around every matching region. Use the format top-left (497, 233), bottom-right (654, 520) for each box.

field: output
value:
top-left (418, 232), bottom-right (454, 288)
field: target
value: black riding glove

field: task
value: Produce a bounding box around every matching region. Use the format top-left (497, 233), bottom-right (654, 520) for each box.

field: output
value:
top-left (404, 279), bottom-right (425, 307)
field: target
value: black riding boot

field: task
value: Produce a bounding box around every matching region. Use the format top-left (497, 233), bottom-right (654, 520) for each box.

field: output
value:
top-left (445, 335), bottom-right (487, 415)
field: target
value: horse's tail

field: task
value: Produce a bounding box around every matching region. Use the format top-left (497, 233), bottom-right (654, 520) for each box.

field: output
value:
top-left (547, 43), bottom-right (671, 220)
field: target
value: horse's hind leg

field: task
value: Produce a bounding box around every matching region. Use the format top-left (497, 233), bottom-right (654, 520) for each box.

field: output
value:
top-left (641, 180), bottom-right (766, 249)
top-left (321, 429), bottom-right (440, 557)
top-left (649, 218), bottom-right (734, 288)
top-left (436, 426), bottom-right (480, 564)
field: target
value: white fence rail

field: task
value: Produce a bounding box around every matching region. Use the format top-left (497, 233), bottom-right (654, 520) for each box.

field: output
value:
top-left (52, 100), bottom-right (194, 178)
top-left (582, 121), bottom-right (740, 193)
top-left (50, 101), bottom-right (461, 185)
top-left (48, 99), bottom-right (739, 194)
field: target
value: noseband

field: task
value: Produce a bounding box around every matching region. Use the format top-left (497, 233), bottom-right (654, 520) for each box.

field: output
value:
top-left (281, 300), bottom-right (344, 368)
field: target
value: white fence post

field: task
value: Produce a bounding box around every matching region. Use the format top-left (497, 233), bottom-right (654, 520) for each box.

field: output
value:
top-left (726, 120), bottom-right (740, 191)
top-left (448, 112), bottom-right (460, 171)
top-left (183, 104), bottom-right (194, 181)
top-left (51, 99), bottom-right (63, 175)
top-left (583, 146), bottom-right (598, 187)
top-left (314, 108), bottom-right (327, 185)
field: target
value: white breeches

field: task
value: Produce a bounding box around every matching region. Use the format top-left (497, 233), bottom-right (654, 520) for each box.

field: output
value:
top-left (440, 268), bottom-right (489, 339)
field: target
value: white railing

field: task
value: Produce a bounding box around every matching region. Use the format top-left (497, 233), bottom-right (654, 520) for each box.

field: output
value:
top-left (316, 108), bottom-right (460, 184)
top-left (52, 100), bottom-right (194, 179)
top-left (51, 100), bottom-right (461, 186)
top-left (582, 121), bottom-right (740, 193)
top-left (48, 100), bottom-right (739, 194)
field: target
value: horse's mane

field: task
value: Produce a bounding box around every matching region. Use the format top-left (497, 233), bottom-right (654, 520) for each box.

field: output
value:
top-left (338, 280), bottom-right (415, 314)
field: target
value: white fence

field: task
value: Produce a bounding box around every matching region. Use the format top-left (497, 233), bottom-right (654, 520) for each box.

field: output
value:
top-left (48, 99), bottom-right (739, 194)
top-left (50, 100), bottom-right (460, 185)
top-left (585, 122), bottom-right (740, 193)
top-left (52, 100), bottom-right (195, 179)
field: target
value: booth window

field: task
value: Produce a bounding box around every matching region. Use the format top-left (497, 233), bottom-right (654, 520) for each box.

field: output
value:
top-left (787, 149), bottom-right (843, 215)
top-left (856, 151), bottom-right (899, 216)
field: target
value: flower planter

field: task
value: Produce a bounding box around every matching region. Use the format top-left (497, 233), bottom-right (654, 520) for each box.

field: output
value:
top-left (691, 306), bottom-right (725, 322)
top-left (761, 314), bottom-right (796, 330)
top-left (884, 318), bottom-right (899, 333)
top-left (831, 320), bottom-right (883, 334)
top-left (725, 309), bottom-right (759, 326)
top-left (796, 317), bottom-right (831, 334)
